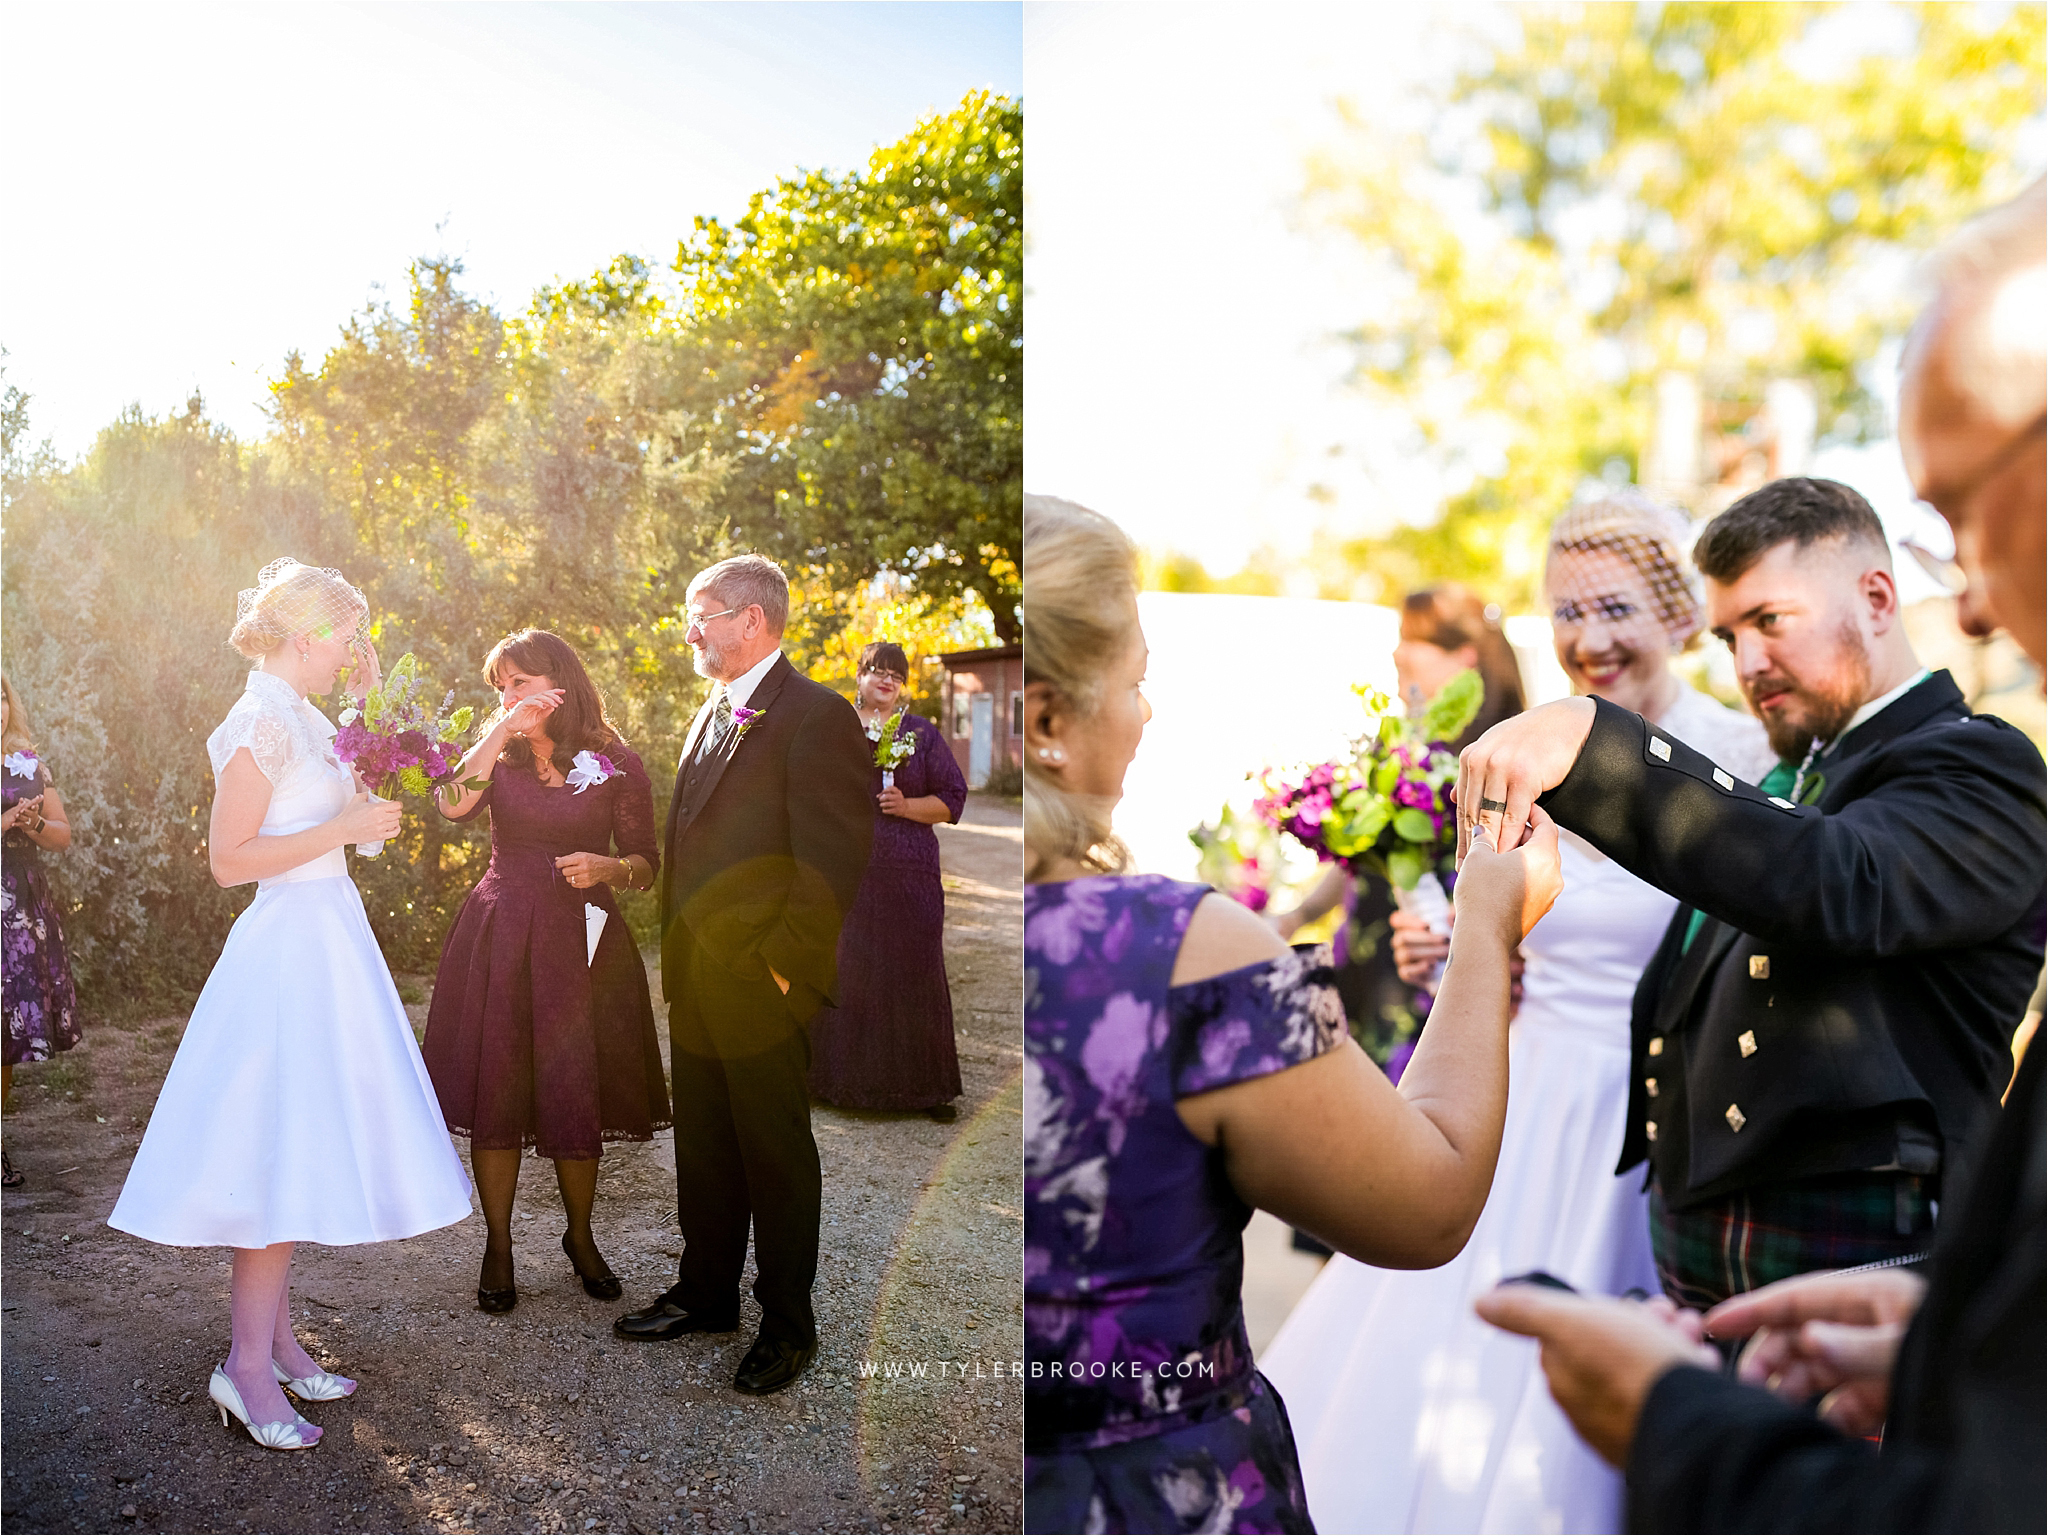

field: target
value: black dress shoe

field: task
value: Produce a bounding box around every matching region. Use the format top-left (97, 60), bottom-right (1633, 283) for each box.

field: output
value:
top-left (612, 1297), bottom-right (740, 1341)
top-left (924, 1102), bottom-right (958, 1123)
top-left (476, 1285), bottom-right (517, 1314)
top-left (562, 1233), bottom-right (623, 1301)
top-left (733, 1334), bottom-right (817, 1395)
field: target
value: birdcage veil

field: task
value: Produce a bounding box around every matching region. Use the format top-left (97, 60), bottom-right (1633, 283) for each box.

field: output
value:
top-left (1546, 489), bottom-right (1705, 648)
top-left (228, 558), bottom-right (370, 660)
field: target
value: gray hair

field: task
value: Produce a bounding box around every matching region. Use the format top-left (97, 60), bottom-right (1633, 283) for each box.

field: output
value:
top-left (689, 554), bottom-right (789, 636)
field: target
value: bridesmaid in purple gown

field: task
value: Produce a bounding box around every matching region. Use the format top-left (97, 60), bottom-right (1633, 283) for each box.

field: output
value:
top-left (1, 674), bottom-right (80, 1190)
top-left (807, 643), bottom-right (970, 1119)
top-left (423, 630), bottom-right (669, 1314)
top-left (1021, 495), bottom-right (1562, 1533)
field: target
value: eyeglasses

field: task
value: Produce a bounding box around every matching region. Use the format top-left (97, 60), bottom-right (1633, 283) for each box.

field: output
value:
top-left (1904, 411), bottom-right (2046, 599)
top-left (861, 669), bottom-right (909, 684)
top-left (685, 606), bottom-right (740, 629)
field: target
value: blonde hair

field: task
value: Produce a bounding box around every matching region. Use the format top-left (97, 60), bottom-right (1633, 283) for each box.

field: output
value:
top-left (1547, 488), bottom-right (1706, 649)
top-left (0, 674), bottom-right (35, 755)
top-left (227, 558), bottom-right (367, 661)
top-left (1023, 495), bottom-right (1141, 881)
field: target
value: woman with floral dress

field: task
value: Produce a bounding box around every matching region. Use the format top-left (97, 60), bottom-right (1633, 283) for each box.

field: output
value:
top-left (1, 672), bottom-right (80, 1189)
top-left (1021, 496), bottom-right (1562, 1534)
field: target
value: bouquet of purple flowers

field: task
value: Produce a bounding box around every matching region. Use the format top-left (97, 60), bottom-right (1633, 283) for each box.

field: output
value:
top-left (332, 652), bottom-right (483, 854)
top-left (1250, 669), bottom-right (1481, 893)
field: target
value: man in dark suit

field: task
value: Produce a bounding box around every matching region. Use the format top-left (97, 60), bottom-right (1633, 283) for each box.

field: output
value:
top-left (1459, 475), bottom-right (2044, 1312)
top-left (1474, 175), bottom-right (2046, 1532)
top-left (613, 554), bottom-right (873, 1395)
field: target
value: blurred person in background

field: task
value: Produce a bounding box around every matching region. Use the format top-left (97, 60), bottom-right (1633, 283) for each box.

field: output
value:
top-left (1477, 174), bottom-right (2047, 1536)
top-left (1275, 586), bottom-right (1524, 1080)
top-left (807, 640), bottom-right (970, 1121)
top-left (1023, 494), bottom-right (1563, 1534)
top-left (1264, 491), bottom-right (1769, 1533)
top-left (1, 672), bottom-right (79, 1190)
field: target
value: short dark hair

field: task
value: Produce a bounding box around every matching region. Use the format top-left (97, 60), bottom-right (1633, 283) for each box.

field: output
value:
top-left (858, 641), bottom-right (910, 679)
top-left (1693, 478), bottom-right (1890, 584)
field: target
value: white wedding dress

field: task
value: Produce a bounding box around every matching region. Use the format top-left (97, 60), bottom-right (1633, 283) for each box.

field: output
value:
top-left (109, 670), bottom-right (472, 1249)
top-left (1262, 684), bottom-right (1771, 1534)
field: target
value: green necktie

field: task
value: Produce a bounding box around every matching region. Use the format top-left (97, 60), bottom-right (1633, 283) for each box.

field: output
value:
top-left (1680, 759), bottom-right (1800, 954)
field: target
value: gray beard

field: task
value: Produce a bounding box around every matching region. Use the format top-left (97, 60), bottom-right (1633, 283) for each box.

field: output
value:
top-left (691, 641), bottom-right (730, 682)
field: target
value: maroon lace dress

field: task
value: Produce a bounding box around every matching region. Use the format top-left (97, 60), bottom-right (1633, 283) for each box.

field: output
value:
top-left (423, 742), bottom-right (670, 1160)
top-left (806, 712), bottom-right (969, 1110)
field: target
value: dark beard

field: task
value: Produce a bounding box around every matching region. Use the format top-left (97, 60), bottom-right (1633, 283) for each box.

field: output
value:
top-left (1755, 621), bottom-right (1872, 761)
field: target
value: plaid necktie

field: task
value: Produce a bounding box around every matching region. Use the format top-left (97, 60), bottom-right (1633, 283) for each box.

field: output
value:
top-left (695, 691), bottom-right (734, 766)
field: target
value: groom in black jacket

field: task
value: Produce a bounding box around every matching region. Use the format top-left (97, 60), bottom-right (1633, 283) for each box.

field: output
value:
top-left (1459, 477), bottom-right (2045, 1311)
top-left (614, 554), bottom-right (873, 1395)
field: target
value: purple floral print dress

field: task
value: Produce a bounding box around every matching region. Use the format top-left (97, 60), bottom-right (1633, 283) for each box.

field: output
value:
top-left (1026, 874), bottom-right (1347, 1533)
top-left (3, 753), bottom-right (80, 1066)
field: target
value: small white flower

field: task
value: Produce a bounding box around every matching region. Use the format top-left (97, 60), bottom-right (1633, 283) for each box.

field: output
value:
top-left (338, 707), bottom-right (361, 726)
top-left (3, 751), bottom-right (38, 778)
top-left (565, 750), bottom-right (617, 795)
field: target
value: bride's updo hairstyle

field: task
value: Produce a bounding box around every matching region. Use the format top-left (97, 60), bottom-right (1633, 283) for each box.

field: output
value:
top-left (1546, 489), bottom-right (1706, 651)
top-left (1023, 494), bottom-right (1140, 882)
top-left (228, 558), bottom-right (368, 660)
top-left (482, 629), bottom-right (624, 780)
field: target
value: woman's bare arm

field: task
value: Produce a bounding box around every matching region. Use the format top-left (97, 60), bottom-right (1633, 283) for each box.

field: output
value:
top-left (208, 750), bottom-right (398, 887)
top-left (1177, 811), bottom-right (1562, 1269)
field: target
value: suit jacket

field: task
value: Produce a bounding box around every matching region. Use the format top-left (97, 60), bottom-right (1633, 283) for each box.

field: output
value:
top-left (660, 654), bottom-right (874, 1029)
top-left (1539, 673), bottom-right (2045, 1208)
top-left (1622, 1031), bottom-right (2045, 1533)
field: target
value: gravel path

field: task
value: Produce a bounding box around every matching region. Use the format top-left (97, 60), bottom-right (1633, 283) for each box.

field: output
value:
top-left (0, 797), bottom-right (1022, 1535)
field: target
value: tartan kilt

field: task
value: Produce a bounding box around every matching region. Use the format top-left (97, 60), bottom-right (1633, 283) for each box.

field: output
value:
top-left (1648, 1171), bottom-right (1935, 1311)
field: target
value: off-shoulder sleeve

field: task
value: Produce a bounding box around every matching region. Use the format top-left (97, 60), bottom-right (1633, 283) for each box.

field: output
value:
top-left (1167, 943), bottom-right (1348, 1098)
top-left (915, 714), bottom-right (968, 823)
top-left (206, 698), bottom-right (295, 786)
top-left (608, 743), bottom-right (661, 877)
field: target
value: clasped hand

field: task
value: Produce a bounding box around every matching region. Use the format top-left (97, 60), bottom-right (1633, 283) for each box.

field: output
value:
top-left (2, 794), bottom-right (42, 834)
top-left (1705, 1265), bottom-right (1927, 1436)
top-left (1454, 696), bottom-right (1597, 862)
top-left (338, 791), bottom-right (403, 844)
top-left (555, 852), bottom-right (618, 890)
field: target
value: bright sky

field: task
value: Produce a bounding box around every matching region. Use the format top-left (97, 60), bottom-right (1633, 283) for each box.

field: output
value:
top-left (1024, 1), bottom-right (2012, 596)
top-left (2, 2), bottom-right (1020, 461)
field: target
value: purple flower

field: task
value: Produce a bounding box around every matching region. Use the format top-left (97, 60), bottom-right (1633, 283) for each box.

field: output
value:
top-left (395, 729), bottom-right (432, 764)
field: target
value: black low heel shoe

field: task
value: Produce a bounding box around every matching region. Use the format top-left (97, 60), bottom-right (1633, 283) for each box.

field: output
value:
top-left (562, 1233), bottom-right (623, 1301)
top-left (476, 1285), bottom-right (517, 1314)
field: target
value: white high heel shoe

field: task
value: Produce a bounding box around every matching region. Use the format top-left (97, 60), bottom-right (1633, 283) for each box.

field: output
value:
top-left (274, 1358), bottom-right (357, 1401)
top-left (209, 1366), bottom-right (317, 1450)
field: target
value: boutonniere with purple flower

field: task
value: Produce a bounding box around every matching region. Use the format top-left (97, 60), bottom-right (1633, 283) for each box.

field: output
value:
top-left (565, 750), bottom-right (618, 794)
top-left (2, 750), bottom-right (38, 780)
top-left (730, 704), bottom-right (764, 741)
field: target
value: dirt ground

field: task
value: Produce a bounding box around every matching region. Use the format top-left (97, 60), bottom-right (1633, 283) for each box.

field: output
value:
top-left (0, 797), bottom-right (1023, 1536)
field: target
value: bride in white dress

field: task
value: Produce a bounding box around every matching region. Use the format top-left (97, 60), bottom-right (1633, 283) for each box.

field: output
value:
top-left (1262, 493), bottom-right (1774, 1533)
top-left (108, 560), bottom-right (472, 1450)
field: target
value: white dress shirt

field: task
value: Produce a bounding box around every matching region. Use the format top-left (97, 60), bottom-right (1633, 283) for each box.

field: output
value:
top-left (724, 649), bottom-right (784, 712)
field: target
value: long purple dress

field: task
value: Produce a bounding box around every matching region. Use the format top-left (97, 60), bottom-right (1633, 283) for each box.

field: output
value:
top-left (1025, 875), bottom-right (1347, 1534)
top-left (2, 753), bottom-right (80, 1067)
top-left (806, 712), bottom-right (969, 1110)
top-left (423, 741), bottom-right (669, 1160)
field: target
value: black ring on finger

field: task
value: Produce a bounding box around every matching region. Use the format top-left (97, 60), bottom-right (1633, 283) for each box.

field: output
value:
top-left (1479, 797), bottom-right (1508, 814)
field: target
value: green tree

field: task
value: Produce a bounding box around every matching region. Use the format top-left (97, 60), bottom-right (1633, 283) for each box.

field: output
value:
top-left (668, 91), bottom-right (1022, 640)
top-left (1312, 1), bottom-right (2045, 605)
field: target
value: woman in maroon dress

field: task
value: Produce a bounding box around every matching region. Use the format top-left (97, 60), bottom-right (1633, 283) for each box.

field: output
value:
top-left (423, 630), bottom-right (669, 1313)
top-left (807, 642), bottom-right (970, 1120)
